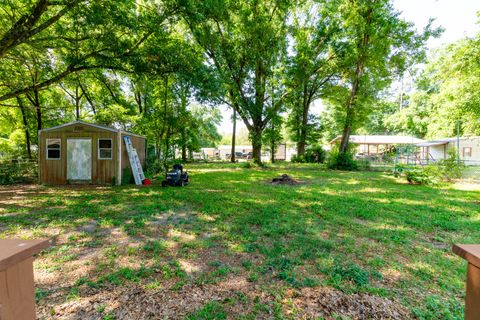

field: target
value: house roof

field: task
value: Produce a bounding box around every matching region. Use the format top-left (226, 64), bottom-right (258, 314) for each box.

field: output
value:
top-left (329, 135), bottom-right (425, 145)
top-left (39, 121), bottom-right (146, 139)
top-left (417, 141), bottom-right (448, 147)
top-left (39, 120), bottom-right (118, 133)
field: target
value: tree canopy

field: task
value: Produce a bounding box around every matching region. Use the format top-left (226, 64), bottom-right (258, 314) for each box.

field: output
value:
top-left (0, 0), bottom-right (453, 167)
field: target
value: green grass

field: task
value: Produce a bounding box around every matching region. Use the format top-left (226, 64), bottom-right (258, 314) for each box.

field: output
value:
top-left (1, 163), bottom-right (479, 319)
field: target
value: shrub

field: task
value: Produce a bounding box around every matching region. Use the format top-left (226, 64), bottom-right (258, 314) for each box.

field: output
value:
top-left (397, 150), bottom-right (466, 186)
top-left (327, 148), bottom-right (358, 171)
top-left (241, 161), bottom-right (255, 168)
top-left (146, 160), bottom-right (163, 176)
top-left (304, 145), bottom-right (327, 163)
top-left (405, 167), bottom-right (440, 186)
top-left (0, 160), bottom-right (37, 185)
top-left (0, 169), bottom-right (14, 184)
top-left (242, 161), bottom-right (268, 169)
top-left (121, 168), bottom-right (134, 185)
top-left (291, 154), bottom-right (305, 163)
top-left (291, 145), bottom-right (326, 164)
top-left (356, 159), bottom-right (371, 171)
top-left (393, 163), bottom-right (408, 177)
top-left (437, 149), bottom-right (465, 181)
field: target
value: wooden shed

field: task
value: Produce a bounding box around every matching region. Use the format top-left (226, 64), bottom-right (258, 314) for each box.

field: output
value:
top-left (38, 121), bottom-right (146, 185)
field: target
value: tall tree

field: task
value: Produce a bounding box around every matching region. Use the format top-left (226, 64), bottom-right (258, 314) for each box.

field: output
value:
top-left (286, 0), bottom-right (339, 156)
top-left (334, 0), bottom-right (438, 155)
top-left (385, 36), bottom-right (480, 138)
top-left (179, 0), bottom-right (293, 164)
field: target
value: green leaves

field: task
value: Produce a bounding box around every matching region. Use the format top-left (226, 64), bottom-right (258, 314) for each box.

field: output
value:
top-left (178, 0), bottom-right (296, 163)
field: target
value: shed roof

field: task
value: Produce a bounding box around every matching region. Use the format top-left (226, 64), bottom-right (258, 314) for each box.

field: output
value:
top-left (417, 140), bottom-right (449, 147)
top-left (329, 135), bottom-right (425, 145)
top-left (39, 121), bottom-right (146, 139)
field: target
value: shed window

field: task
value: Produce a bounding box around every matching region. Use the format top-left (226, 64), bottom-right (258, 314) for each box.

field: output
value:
top-left (46, 139), bottom-right (61, 159)
top-left (98, 139), bottom-right (112, 159)
top-left (463, 147), bottom-right (472, 158)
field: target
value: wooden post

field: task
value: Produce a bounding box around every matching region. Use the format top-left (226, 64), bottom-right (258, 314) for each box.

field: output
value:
top-left (453, 244), bottom-right (480, 320)
top-left (0, 239), bottom-right (49, 320)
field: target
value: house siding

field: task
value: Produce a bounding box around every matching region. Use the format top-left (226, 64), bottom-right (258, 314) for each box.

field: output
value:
top-left (427, 137), bottom-right (480, 166)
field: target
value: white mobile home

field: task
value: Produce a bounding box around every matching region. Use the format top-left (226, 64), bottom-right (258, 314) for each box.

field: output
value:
top-left (329, 135), bottom-right (425, 157)
top-left (417, 137), bottom-right (480, 166)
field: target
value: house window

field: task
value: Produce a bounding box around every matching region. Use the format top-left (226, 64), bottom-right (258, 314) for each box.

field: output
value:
top-left (98, 139), bottom-right (112, 159)
top-left (463, 147), bottom-right (472, 158)
top-left (46, 139), bottom-right (61, 159)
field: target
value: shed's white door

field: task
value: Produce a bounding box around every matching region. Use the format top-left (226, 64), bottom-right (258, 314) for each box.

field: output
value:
top-left (67, 138), bottom-right (92, 180)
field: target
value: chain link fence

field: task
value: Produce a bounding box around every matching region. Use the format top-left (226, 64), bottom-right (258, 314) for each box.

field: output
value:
top-left (462, 165), bottom-right (480, 182)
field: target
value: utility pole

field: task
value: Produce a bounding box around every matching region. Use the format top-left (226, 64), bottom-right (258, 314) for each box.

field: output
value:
top-left (456, 120), bottom-right (460, 164)
top-left (399, 76), bottom-right (404, 110)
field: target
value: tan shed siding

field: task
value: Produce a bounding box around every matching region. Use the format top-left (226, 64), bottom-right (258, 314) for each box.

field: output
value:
top-left (92, 133), bottom-right (117, 184)
top-left (120, 133), bottom-right (146, 172)
top-left (39, 123), bottom-right (119, 184)
top-left (40, 130), bottom-right (67, 184)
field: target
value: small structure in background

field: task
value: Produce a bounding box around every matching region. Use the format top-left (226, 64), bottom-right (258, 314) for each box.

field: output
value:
top-left (274, 143), bottom-right (287, 161)
top-left (329, 135), bottom-right (425, 160)
top-left (417, 136), bottom-right (480, 166)
top-left (38, 121), bottom-right (146, 185)
top-left (200, 144), bottom-right (289, 162)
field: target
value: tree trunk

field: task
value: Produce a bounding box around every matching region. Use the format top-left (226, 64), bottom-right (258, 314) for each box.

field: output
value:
top-left (156, 139), bottom-right (161, 163)
top-left (270, 121), bottom-right (275, 163)
top-left (338, 7), bottom-right (371, 154)
top-left (75, 84), bottom-right (80, 120)
top-left (230, 108), bottom-right (236, 163)
top-left (339, 80), bottom-right (359, 153)
top-left (339, 119), bottom-right (352, 154)
top-left (251, 127), bottom-right (262, 164)
top-left (297, 83), bottom-right (309, 157)
top-left (163, 140), bottom-right (170, 174)
top-left (297, 141), bottom-right (306, 157)
top-left (134, 89), bottom-right (143, 114)
top-left (80, 83), bottom-right (96, 115)
top-left (182, 144), bottom-right (187, 162)
top-left (33, 89), bottom-right (42, 130)
top-left (270, 140), bottom-right (275, 163)
top-left (17, 96), bottom-right (32, 159)
top-left (251, 58), bottom-right (266, 165)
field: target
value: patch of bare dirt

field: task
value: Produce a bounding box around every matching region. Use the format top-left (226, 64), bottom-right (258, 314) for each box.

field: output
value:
top-left (37, 279), bottom-right (411, 319)
top-left (286, 287), bottom-right (409, 319)
top-left (37, 274), bottom-right (259, 319)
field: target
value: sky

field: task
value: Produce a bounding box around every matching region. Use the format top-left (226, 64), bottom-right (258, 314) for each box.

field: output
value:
top-left (216, 0), bottom-right (480, 135)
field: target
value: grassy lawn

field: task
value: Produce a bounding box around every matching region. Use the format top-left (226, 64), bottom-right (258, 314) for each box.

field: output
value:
top-left (1, 163), bottom-right (479, 319)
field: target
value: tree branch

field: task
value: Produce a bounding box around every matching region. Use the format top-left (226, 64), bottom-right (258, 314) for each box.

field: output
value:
top-left (0, 0), bottom-right (81, 58)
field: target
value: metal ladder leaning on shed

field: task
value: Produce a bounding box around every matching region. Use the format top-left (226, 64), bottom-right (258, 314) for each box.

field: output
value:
top-left (123, 136), bottom-right (145, 185)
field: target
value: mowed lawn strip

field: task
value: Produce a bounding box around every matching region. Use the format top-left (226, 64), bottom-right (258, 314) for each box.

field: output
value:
top-left (0, 163), bottom-right (478, 319)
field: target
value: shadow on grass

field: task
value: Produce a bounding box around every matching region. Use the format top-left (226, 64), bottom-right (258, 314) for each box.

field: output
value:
top-left (1, 165), bottom-right (478, 318)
